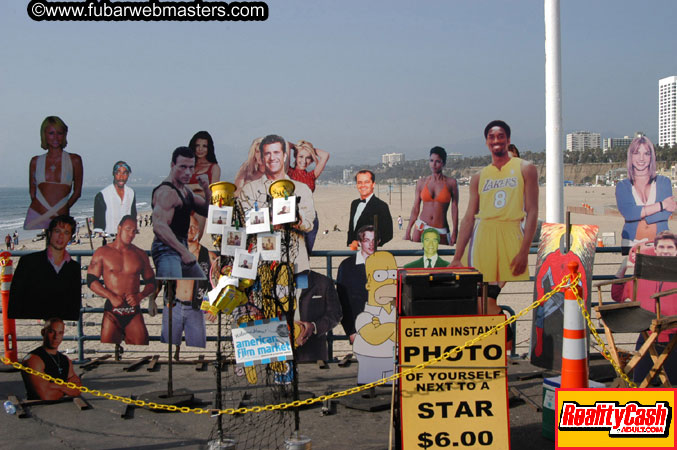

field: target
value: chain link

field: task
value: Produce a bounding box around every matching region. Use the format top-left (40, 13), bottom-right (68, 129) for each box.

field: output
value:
top-left (572, 283), bottom-right (637, 388)
top-left (4, 272), bottom-right (630, 415)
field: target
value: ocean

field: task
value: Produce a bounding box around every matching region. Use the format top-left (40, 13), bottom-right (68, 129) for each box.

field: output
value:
top-left (0, 186), bottom-right (155, 240)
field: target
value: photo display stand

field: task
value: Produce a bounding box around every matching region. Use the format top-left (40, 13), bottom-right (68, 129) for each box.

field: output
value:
top-left (283, 222), bottom-right (302, 439)
top-left (206, 179), bottom-right (303, 448)
top-left (268, 179), bottom-right (310, 446)
top-left (206, 181), bottom-right (237, 449)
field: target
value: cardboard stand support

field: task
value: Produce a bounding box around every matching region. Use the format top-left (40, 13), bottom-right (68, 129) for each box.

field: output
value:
top-left (138, 281), bottom-right (194, 408)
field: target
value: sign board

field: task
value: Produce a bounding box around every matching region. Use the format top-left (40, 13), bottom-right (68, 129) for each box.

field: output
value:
top-left (232, 317), bottom-right (293, 367)
top-left (399, 316), bottom-right (509, 449)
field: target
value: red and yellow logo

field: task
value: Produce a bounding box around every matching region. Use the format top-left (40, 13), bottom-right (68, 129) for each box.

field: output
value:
top-left (556, 388), bottom-right (675, 449)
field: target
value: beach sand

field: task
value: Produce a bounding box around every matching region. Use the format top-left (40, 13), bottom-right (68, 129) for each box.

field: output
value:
top-left (5, 184), bottom-right (632, 359)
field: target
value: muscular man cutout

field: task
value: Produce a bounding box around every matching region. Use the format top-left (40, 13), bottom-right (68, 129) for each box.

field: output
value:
top-left (88, 215), bottom-right (156, 345)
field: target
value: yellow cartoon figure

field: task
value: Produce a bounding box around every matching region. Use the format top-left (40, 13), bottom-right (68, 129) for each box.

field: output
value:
top-left (353, 251), bottom-right (397, 384)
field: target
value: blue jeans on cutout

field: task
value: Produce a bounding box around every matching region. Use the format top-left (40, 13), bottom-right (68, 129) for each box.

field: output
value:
top-left (151, 238), bottom-right (206, 280)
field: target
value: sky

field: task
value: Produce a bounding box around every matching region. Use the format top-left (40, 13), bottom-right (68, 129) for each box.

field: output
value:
top-left (1, 0), bottom-right (676, 186)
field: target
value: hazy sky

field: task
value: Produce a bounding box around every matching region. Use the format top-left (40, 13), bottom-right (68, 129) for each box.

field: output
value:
top-left (1, 0), bottom-right (676, 185)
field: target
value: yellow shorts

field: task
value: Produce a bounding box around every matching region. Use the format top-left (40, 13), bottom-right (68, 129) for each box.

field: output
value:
top-left (462, 219), bottom-right (529, 282)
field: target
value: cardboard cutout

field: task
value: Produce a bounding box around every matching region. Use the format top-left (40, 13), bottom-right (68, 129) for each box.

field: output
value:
top-left (459, 156), bottom-right (531, 282)
top-left (9, 217), bottom-right (81, 320)
top-left (151, 146), bottom-right (209, 280)
top-left (611, 238), bottom-right (677, 384)
top-left (24, 116), bottom-right (83, 230)
top-left (347, 170), bottom-right (393, 247)
top-left (287, 139), bottom-right (330, 253)
top-left (187, 131), bottom-right (221, 240)
top-left (237, 135), bottom-right (316, 274)
top-left (530, 223), bottom-right (598, 370)
top-left (161, 215), bottom-right (217, 349)
top-left (293, 271), bottom-right (342, 363)
top-left (403, 228), bottom-right (450, 268)
top-left (88, 216), bottom-right (155, 345)
top-left (21, 319), bottom-right (82, 400)
top-left (452, 121), bottom-right (539, 285)
top-left (353, 251), bottom-right (397, 384)
top-left (404, 146), bottom-right (459, 245)
top-left (93, 161), bottom-right (137, 235)
top-left (336, 225), bottom-right (377, 341)
top-left (615, 136), bottom-right (674, 253)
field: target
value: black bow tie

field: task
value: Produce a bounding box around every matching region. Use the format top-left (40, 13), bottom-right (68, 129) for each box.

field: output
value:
top-left (359, 199), bottom-right (367, 203)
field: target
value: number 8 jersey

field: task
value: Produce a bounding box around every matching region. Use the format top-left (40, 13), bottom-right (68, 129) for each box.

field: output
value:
top-left (475, 157), bottom-right (525, 222)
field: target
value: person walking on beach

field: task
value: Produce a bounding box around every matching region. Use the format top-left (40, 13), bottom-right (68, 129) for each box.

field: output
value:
top-left (5, 233), bottom-right (11, 250)
top-left (13, 230), bottom-right (18, 249)
top-left (88, 215), bottom-right (156, 345)
top-left (21, 318), bottom-right (82, 400)
top-left (151, 146), bottom-right (210, 279)
top-left (397, 215), bottom-right (402, 230)
top-left (450, 120), bottom-right (539, 316)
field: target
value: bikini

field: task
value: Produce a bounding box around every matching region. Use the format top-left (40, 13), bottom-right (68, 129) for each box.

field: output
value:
top-left (24, 151), bottom-right (73, 230)
top-left (415, 181), bottom-right (452, 242)
top-left (420, 183), bottom-right (451, 203)
top-left (189, 163), bottom-right (216, 185)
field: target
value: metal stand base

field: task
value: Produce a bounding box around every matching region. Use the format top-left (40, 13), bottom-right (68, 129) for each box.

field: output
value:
top-left (137, 388), bottom-right (194, 411)
top-left (342, 386), bottom-right (391, 412)
top-left (207, 437), bottom-right (237, 449)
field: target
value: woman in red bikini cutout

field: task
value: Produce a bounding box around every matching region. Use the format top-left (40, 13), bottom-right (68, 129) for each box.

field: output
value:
top-left (405, 146), bottom-right (459, 245)
top-left (187, 131), bottom-right (221, 237)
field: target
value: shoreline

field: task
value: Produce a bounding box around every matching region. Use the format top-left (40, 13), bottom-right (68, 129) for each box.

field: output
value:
top-left (2, 184), bottom-right (640, 360)
top-left (5, 184), bottom-right (632, 254)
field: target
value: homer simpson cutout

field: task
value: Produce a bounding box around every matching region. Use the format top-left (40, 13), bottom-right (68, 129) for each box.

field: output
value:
top-left (353, 251), bottom-right (397, 384)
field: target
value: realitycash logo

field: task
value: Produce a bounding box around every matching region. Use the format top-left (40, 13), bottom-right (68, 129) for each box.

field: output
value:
top-left (558, 401), bottom-right (672, 437)
top-left (556, 389), bottom-right (676, 449)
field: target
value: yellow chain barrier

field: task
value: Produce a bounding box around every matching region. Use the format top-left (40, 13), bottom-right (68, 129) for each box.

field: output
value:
top-left (5, 272), bottom-right (627, 415)
top-left (572, 282), bottom-right (637, 388)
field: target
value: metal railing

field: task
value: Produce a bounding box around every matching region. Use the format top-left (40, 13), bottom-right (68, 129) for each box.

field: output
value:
top-left (2, 247), bottom-right (623, 363)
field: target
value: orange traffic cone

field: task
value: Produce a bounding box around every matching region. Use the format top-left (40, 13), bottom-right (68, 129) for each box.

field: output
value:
top-left (0, 252), bottom-right (18, 362)
top-left (560, 261), bottom-right (588, 388)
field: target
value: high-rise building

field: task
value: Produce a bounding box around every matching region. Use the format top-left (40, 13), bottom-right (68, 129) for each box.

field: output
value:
top-left (343, 168), bottom-right (354, 183)
top-left (602, 132), bottom-right (645, 151)
top-left (381, 152), bottom-right (405, 166)
top-left (659, 76), bottom-right (677, 147)
top-left (566, 131), bottom-right (601, 152)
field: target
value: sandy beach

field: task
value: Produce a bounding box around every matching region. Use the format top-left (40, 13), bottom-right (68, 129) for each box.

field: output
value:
top-left (4, 184), bottom-right (640, 359)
